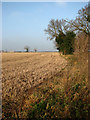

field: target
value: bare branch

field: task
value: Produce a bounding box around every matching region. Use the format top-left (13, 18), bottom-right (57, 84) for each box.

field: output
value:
top-left (44, 19), bottom-right (69, 40)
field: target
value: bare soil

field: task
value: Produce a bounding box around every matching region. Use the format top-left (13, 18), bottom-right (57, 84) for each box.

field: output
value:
top-left (2, 52), bottom-right (67, 100)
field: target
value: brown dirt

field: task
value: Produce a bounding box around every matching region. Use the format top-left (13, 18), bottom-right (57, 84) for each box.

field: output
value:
top-left (2, 52), bottom-right (67, 99)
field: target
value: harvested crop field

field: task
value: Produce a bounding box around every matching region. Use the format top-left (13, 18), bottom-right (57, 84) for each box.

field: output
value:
top-left (2, 52), bottom-right (67, 100)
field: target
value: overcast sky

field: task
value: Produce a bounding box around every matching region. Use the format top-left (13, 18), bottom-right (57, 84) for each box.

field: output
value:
top-left (2, 2), bottom-right (87, 51)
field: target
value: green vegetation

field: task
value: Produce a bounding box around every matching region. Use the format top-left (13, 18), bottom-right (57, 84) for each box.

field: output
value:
top-left (56, 31), bottom-right (76, 54)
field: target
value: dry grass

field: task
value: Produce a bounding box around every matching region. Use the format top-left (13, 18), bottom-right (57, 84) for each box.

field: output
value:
top-left (20, 54), bottom-right (89, 119)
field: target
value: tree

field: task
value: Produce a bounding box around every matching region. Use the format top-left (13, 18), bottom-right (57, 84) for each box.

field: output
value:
top-left (55, 32), bottom-right (65, 52)
top-left (24, 46), bottom-right (30, 52)
top-left (74, 32), bottom-right (88, 53)
top-left (44, 19), bottom-right (69, 40)
top-left (44, 4), bottom-right (89, 54)
top-left (64, 31), bottom-right (76, 54)
top-left (44, 18), bottom-right (76, 54)
top-left (55, 31), bottom-right (76, 54)
top-left (34, 48), bottom-right (37, 52)
top-left (67, 4), bottom-right (89, 35)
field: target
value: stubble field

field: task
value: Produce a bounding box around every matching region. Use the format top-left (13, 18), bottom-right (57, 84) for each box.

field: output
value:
top-left (2, 52), bottom-right (67, 100)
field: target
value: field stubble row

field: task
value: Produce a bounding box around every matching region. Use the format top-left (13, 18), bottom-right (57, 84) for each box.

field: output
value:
top-left (2, 52), bottom-right (67, 100)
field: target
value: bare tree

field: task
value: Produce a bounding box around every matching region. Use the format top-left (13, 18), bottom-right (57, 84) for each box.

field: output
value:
top-left (75, 32), bottom-right (88, 53)
top-left (67, 5), bottom-right (89, 35)
top-left (44, 19), bottom-right (69, 40)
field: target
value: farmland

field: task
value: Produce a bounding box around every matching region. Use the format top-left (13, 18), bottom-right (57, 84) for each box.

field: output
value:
top-left (2, 52), bottom-right (67, 101)
top-left (2, 52), bottom-right (89, 119)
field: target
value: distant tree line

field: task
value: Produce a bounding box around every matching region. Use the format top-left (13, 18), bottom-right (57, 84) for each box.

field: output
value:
top-left (44, 4), bottom-right (89, 55)
top-left (24, 46), bottom-right (38, 52)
